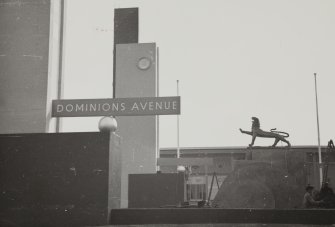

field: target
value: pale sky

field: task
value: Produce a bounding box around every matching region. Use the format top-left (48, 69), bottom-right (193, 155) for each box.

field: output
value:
top-left (60, 0), bottom-right (335, 148)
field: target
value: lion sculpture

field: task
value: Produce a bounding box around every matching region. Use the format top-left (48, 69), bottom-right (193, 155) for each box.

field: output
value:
top-left (240, 117), bottom-right (291, 147)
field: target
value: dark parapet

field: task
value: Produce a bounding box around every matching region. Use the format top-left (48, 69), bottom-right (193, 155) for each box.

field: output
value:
top-left (110, 208), bottom-right (335, 225)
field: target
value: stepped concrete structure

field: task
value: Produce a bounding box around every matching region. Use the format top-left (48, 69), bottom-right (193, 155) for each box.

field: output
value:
top-left (213, 147), bottom-right (317, 208)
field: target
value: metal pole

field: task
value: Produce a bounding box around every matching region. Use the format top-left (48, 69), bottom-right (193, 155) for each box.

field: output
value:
top-left (156, 47), bottom-right (160, 172)
top-left (55, 0), bottom-right (65, 133)
top-left (314, 73), bottom-right (323, 188)
top-left (177, 80), bottom-right (180, 158)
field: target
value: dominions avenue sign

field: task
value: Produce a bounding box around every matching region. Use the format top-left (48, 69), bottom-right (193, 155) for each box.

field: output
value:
top-left (52, 96), bottom-right (180, 117)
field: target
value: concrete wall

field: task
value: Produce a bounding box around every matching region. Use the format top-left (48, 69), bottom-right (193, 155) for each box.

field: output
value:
top-left (213, 147), bottom-right (312, 209)
top-left (110, 208), bottom-right (335, 225)
top-left (0, 132), bottom-right (120, 227)
top-left (115, 43), bottom-right (157, 208)
top-left (128, 173), bottom-right (184, 208)
top-left (0, 0), bottom-right (51, 133)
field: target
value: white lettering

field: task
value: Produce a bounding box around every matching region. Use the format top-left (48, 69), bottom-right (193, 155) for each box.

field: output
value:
top-left (102, 103), bottom-right (110, 111)
top-left (131, 103), bottom-right (139, 111)
top-left (164, 101), bottom-right (171, 109)
top-left (172, 101), bottom-right (177, 110)
top-left (148, 101), bottom-right (154, 110)
top-left (121, 102), bottom-right (126, 111)
top-left (112, 103), bottom-right (119, 111)
top-left (89, 104), bottom-right (97, 111)
top-left (57, 104), bottom-right (63, 112)
top-left (65, 104), bottom-right (74, 112)
top-left (155, 102), bottom-right (162, 110)
top-left (140, 102), bottom-right (147, 110)
top-left (75, 104), bottom-right (84, 111)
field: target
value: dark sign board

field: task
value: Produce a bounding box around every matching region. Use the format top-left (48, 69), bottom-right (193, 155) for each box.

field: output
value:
top-left (52, 96), bottom-right (180, 117)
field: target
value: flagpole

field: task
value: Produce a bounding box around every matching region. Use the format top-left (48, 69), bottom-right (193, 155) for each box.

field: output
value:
top-left (177, 80), bottom-right (180, 159)
top-left (314, 73), bottom-right (323, 188)
top-left (156, 47), bottom-right (160, 172)
top-left (55, 0), bottom-right (66, 133)
top-left (176, 80), bottom-right (187, 202)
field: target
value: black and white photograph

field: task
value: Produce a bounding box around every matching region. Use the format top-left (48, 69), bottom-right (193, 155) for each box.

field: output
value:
top-left (1, 0), bottom-right (335, 226)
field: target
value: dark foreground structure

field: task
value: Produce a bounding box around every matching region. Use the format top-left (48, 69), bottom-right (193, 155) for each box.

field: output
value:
top-left (109, 208), bottom-right (335, 226)
top-left (1, 132), bottom-right (335, 226)
top-left (0, 132), bottom-right (119, 227)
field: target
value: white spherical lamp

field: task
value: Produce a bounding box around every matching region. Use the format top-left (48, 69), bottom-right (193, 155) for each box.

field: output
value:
top-left (98, 116), bottom-right (117, 133)
top-left (177, 165), bottom-right (186, 172)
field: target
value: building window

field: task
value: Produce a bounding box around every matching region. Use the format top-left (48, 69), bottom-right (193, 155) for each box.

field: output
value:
top-left (187, 184), bottom-right (206, 201)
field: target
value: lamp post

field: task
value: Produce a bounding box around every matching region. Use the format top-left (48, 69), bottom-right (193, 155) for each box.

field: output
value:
top-left (314, 73), bottom-right (323, 188)
top-left (177, 80), bottom-right (180, 159)
top-left (176, 80), bottom-right (185, 171)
